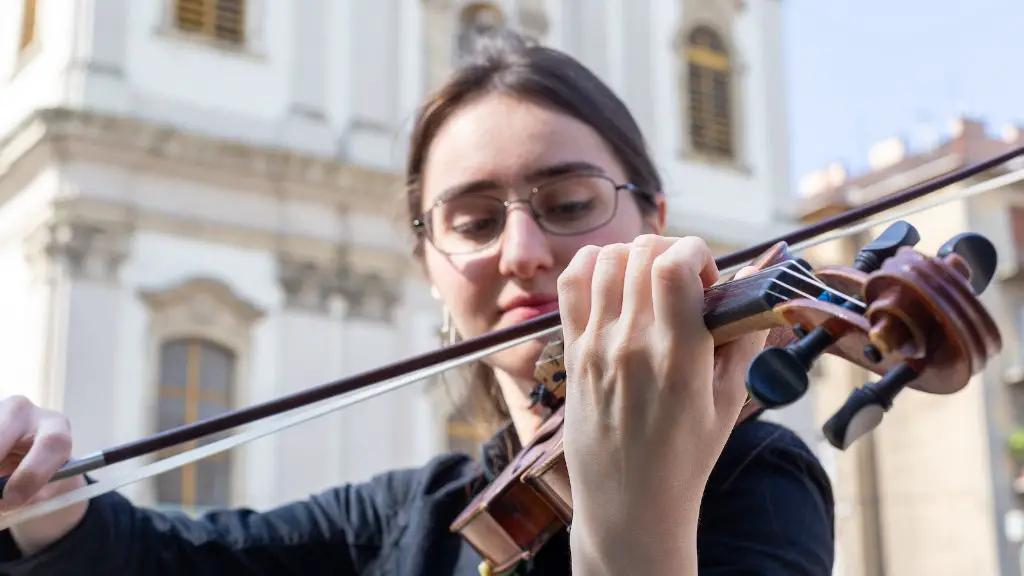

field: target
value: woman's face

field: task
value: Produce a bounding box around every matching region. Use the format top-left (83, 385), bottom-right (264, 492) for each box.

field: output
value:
top-left (420, 94), bottom-right (666, 381)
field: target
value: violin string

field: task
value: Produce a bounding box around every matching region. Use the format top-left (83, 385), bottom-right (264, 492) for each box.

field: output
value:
top-left (719, 164), bottom-right (1024, 277)
top-left (5, 165), bottom-right (1022, 528)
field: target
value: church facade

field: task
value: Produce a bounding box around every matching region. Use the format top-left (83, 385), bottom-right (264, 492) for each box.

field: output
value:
top-left (0, 0), bottom-right (813, 528)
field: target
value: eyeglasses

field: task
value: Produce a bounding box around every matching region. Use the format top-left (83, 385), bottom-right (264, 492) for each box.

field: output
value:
top-left (412, 173), bottom-right (651, 256)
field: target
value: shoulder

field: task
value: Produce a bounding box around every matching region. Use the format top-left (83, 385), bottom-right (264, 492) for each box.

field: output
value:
top-left (709, 418), bottom-right (832, 494)
top-left (343, 450), bottom-right (484, 510)
top-left (698, 419), bottom-right (835, 575)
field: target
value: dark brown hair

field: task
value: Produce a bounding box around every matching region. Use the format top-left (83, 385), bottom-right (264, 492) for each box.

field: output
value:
top-left (404, 30), bottom-right (662, 429)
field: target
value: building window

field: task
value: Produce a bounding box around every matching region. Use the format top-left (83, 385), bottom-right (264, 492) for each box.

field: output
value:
top-left (685, 26), bottom-right (733, 159)
top-left (154, 338), bottom-right (235, 511)
top-left (456, 3), bottom-right (504, 62)
top-left (174, 0), bottom-right (245, 45)
top-left (19, 0), bottom-right (37, 52)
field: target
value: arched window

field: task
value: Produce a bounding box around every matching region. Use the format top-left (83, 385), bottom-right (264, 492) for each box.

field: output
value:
top-left (685, 26), bottom-right (734, 159)
top-left (456, 3), bottom-right (504, 62)
top-left (155, 338), bottom-right (235, 511)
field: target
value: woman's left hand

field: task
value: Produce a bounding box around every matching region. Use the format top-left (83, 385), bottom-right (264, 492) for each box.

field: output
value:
top-left (558, 235), bottom-right (768, 572)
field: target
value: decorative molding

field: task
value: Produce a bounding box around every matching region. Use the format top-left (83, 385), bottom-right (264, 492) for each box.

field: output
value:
top-left (276, 254), bottom-right (344, 313)
top-left (0, 108), bottom-right (402, 212)
top-left (140, 277), bottom-right (265, 335)
top-left (23, 216), bottom-right (133, 283)
top-left (340, 270), bottom-right (403, 323)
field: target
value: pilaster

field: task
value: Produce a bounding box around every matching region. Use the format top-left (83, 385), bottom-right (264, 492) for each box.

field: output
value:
top-left (281, 0), bottom-right (334, 155)
top-left (20, 215), bottom-right (133, 455)
top-left (64, 0), bottom-right (131, 113)
top-left (272, 253), bottom-right (347, 501)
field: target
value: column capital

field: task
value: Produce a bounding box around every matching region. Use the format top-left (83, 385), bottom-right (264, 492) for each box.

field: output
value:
top-left (24, 216), bottom-right (133, 284)
top-left (276, 253), bottom-right (343, 313)
top-left (339, 270), bottom-right (403, 324)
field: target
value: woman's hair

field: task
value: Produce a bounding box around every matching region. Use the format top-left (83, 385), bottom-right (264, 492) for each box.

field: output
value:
top-left (404, 29), bottom-right (663, 429)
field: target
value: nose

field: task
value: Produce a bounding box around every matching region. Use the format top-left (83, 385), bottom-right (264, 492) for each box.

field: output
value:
top-left (498, 208), bottom-right (554, 278)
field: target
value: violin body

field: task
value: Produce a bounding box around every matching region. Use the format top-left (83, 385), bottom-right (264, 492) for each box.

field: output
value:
top-left (451, 227), bottom-right (1004, 575)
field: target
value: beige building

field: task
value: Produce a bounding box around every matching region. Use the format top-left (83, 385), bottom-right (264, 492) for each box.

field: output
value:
top-left (797, 118), bottom-right (1024, 576)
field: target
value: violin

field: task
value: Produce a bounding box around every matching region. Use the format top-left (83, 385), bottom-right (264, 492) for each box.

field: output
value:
top-left (451, 225), bottom-right (1002, 574)
top-left (0, 144), bottom-right (1022, 575)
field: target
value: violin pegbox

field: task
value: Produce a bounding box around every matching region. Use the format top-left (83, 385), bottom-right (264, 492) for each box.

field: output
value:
top-left (530, 339), bottom-right (566, 411)
top-left (745, 221), bottom-right (1003, 451)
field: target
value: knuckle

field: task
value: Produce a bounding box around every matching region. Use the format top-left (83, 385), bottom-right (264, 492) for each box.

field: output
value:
top-left (651, 254), bottom-right (684, 283)
top-left (632, 234), bottom-right (661, 249)
top-left (597, 243), bottom-right (629, 262)
top-left (37, 429), bottom-right (72, 456)
top-left (5, 395), bottom-right (33, 414)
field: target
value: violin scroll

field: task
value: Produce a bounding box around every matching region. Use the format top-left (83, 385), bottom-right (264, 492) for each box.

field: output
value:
top-left (745, 221), bottom-right (924, 409)
top-left (745, 223), bottom-right (1002, 450)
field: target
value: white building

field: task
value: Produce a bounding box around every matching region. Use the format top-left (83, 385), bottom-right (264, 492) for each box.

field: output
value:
top-left (0, 0), bottom-right (812, 514)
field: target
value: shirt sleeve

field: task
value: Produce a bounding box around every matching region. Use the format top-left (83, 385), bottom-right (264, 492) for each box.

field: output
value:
top-left (696, 421), bottom-right (836, 576)
top-left (0, 459), bottom-right (434, 576)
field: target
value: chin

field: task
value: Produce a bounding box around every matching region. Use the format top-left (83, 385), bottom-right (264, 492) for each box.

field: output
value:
top-left (486, 338), bottom-right (548, 381)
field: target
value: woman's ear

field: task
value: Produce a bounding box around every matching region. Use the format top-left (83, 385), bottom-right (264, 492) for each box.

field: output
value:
top-left (643, 194), bottom-right (667, 234)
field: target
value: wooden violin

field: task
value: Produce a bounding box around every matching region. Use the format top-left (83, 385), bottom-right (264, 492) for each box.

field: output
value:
top-left (0, 144), bottom-right (1020, 574)
top-left (450, 222), bottom-right (1003, 574)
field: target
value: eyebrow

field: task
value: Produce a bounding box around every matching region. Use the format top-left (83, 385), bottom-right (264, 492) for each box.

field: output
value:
top-left (430, 161), bottom-right (607, 205)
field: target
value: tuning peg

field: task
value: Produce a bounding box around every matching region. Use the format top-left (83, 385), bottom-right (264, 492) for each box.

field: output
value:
top-left (746, 325), bottom-right (836, 408)
top-left (937, 232), bottom-right (998, 294)
top-left (852, 221), bottom-right (921, 273)
top-left (819, 221), bottom-right (920, 310)
top-left (821, 362), bottom-right (917, 450)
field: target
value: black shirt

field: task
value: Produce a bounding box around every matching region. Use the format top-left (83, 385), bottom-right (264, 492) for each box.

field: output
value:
top-left (0, 417), bottom-right (834, 575)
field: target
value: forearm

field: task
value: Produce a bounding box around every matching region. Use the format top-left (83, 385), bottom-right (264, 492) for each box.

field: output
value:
top-left (569, 510), bottom-right (700, 575)
top-left (0, 490), bottom-right (354, 576)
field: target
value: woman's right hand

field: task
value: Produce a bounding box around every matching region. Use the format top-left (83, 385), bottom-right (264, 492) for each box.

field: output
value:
top-left (0, 395), bottom-right (87, 555)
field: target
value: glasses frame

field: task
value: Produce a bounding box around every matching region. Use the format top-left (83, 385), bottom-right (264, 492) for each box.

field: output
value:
top-left (411, 173), bottom-right (654, 256)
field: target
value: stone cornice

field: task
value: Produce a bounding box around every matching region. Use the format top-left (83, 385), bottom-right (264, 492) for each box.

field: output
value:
top-left (0, 108), bottom-right (404, 214)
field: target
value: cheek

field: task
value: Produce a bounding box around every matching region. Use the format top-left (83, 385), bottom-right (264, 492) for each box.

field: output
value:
top-left (423, 249), bottom-right (498, 326)
top-left (549, 208), bottom-right (646, 261)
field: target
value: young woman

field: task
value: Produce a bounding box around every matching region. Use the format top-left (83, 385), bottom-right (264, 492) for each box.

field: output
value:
top-left (0, 32), bottom-right (834, 575)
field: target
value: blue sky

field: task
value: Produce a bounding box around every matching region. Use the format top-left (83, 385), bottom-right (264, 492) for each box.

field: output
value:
top-left (782, 0), bottom-right (1024, 185)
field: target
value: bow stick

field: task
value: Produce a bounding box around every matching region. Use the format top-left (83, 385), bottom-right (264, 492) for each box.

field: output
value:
top-left (1, 144), bottom-right (1024, 530)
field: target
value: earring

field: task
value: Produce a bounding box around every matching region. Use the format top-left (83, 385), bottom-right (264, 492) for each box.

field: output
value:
top-left (438, 305), bottom-right (459, 346)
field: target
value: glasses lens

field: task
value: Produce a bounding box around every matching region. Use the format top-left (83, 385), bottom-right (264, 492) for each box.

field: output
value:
top-left (429, 195), bottom-right (507, 255)
top-left (532, 175), bottom-right (617, 235)
top-left (426, 175), bottom-right (619, 255)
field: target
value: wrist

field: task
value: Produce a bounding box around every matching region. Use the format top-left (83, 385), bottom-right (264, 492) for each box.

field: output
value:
top-left (569, 506), bottom-right (701, 575)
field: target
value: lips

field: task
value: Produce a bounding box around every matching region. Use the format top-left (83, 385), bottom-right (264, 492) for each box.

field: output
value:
top-left (500, 295), bottom-right (559, 323)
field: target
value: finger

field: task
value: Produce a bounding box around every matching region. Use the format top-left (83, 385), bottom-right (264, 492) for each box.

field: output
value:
top-left (0, 397), bottom-right (37, 469)
top-left (620, 235), bottom-right (676, 327)
top-left (713, 330), bottom-right (769, 420)
top-left (558, 245), bottom-right (602, 345)
top-left (587, 244), bottom-right (631, 331)
top-left (711, 264), bottom-right (770, 418)
top-left (650, 237), bottom-right (718, 333)
top-left (2, 412), bottom-right (72, 506)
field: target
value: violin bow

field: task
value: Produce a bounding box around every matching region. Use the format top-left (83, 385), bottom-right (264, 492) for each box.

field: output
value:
top-left (1, 144), bottom-right (1024, 530)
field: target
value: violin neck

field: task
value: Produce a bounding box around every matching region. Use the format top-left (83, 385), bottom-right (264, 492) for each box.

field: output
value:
top-left (704, 261), bottom-right (824, 345)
